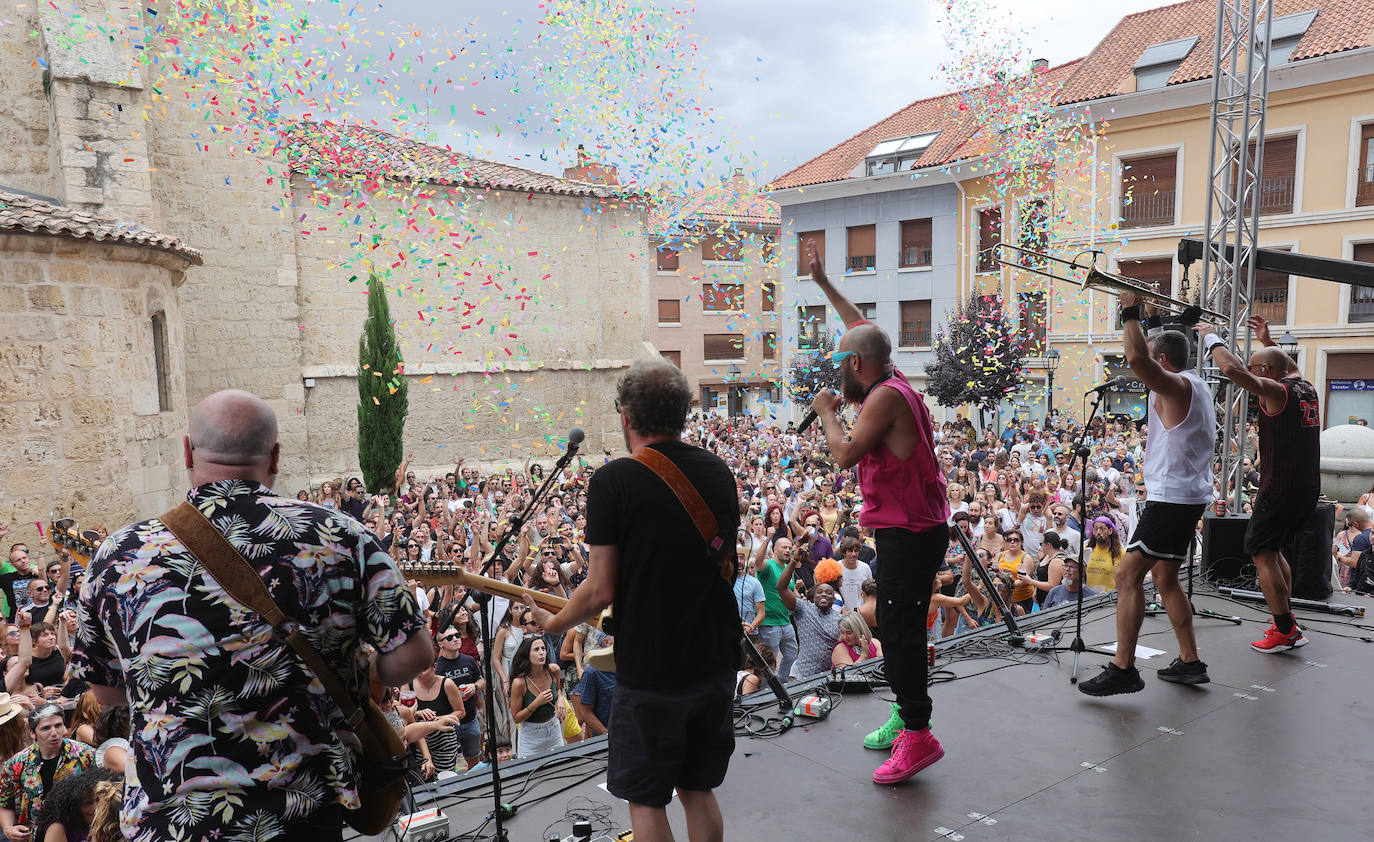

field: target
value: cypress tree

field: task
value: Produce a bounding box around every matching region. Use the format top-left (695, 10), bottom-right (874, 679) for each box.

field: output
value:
top-left (357, 272), bottom-right (408, 494)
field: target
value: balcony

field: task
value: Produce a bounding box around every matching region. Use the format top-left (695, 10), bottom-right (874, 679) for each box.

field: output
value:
top-left (900, 320), bottom-right (931, 347)
top-left (1350, 287), bottom-right (1374, 324)
top-left (1250, 175), bottom-right (1295, 216)
top-left (900, 245), bottom-right (933, 268)
top-left (1253, 288), bottom-right (1288, 325)
top-left (1120, 187), bottom-right (1175, 228)
top-left (1357, 164), bottom-right (1374, 207)
top-left (846, 254), bottom-right (876, 273)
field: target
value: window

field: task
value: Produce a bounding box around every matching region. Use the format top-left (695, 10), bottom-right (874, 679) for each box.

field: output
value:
top-left (762, 282), bottom-right (776, 312)
top-left (656, 244), bottom-right (679, 271)
top-left (702, 283), bottom-right (744, 312)
top-left (899, 300), bottom-right (932, 347)
top-left (1019, 199), bottom-right (1048, 266)
top-left (977, 207), bottom-right (1002, 272)
top-left (702, 233), bottom-right (741, 262)
top-left (703, 333), bottom-right (744, 361)
top-left (1352, 243), bottom-right (1374, 323)
top-left (846, 225), bottom-right (876, 273)
top-left (762, 332), bottom-right (777, 360)
top-left (661, 350), bottom-right (681, 367)
top-left (798, 230), bottom-right (824, 275)
top-left (1120, 152), bottom-right (1177, 228)
top-left (1114, 258), bottom-right (1173, 329)
top-left (152, 311), bottom-right (172, 412)
top-left (899, 218), bottom-right (933, 267)
top-left (1356, 122), bottom-right (1374, 207)
top-left (1236, 136), bottom-right (1297, 215)
top-left (762, 234), bottom-right (777, 264)
top-left (864, 132), bottom-right (940, 176)
top-left (798, 304), bottom-right (825, 350)
top-left (657, 299), bottom-right (681, 324)
top-left (1133, 36), bottom-right (1198, 91)
top-left (855, 302), bottom-right (877, 321)
top-left (1017, 290), bottom-right (1047, 354)
top-left (1258, 10), bottom-right (1317, 65)
top-left (1254, 251), bottom-right (1291, 325)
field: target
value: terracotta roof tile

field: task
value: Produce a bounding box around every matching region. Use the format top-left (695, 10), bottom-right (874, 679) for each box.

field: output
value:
top-left (648, 174), bottom-right (780, 235)
top-left (0, 189), bottom-right (203, 264)
top-left (284, 121), bottom-right (622, 198)
top-left (1056, 0), bottom-right (1374, 104)
top-left (769, 61), bottom-right (1081, 190)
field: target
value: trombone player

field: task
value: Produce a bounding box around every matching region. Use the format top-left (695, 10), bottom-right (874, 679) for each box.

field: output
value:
top-left (1080, 290), bottom-right (1216, 697)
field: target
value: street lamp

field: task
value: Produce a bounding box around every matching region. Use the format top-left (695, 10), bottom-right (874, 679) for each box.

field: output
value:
top-left (1277, 330), bottom-right (1298, 362)
top-left (727, 364), bottom-right (742, 417)
top-left (1044, 347), bottom-right (1061, 424)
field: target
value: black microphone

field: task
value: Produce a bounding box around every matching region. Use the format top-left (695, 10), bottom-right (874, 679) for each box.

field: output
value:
top-left (797, 409), bottom-right (819, 434)
top-left (566, 427), bottom-right (585, 452)
top-left (1086, 376), bottom-right (1129, 394)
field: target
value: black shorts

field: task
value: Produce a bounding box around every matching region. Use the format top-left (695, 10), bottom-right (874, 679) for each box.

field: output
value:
top-left (1244, 490), bottom-right (1318, 555)
top-left (1126, 502), bottom-right (1207, 562)
top-left (606, 672), bottom-right (735, 806)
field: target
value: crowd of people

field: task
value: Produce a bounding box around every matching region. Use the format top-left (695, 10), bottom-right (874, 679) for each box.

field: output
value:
top-left (3, 395), bottom-right (1370, 839)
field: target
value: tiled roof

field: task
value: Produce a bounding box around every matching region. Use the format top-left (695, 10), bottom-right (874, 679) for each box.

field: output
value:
top-left (283, 121), bottom-right (622, 198)
top-left (648, 173), bottom-right (780, 235)
top-left (1056, 0), bottom-right (1374, 104)
top-left (0, 188), bottom-right (203, 264)
top-left (769, 61), bottom-right (1081, 190)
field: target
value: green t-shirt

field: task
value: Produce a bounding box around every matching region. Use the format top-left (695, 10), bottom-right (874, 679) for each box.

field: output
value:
top-left (755, 558), bottom-right (795, 627)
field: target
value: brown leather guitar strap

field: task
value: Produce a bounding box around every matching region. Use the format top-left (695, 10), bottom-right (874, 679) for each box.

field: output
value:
top-left (631, 448), bottom-right (731, 581)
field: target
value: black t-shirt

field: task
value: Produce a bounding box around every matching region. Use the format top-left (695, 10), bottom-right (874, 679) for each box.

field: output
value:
top-left (435, 654), bottom-right (481, 724)
top-left (585, 441), bottom-right (739, 691)
top-left (341, 495), bottom-right (367, 522)
top-left (28, 650), bottom-right (65, 688)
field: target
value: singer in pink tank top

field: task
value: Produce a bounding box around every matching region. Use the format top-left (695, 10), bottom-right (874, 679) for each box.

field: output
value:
top-left (802, 245), bottom-right (953, 784)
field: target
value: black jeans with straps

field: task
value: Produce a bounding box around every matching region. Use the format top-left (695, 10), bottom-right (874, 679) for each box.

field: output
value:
top-left (874, 525), bottom-right (948, 731)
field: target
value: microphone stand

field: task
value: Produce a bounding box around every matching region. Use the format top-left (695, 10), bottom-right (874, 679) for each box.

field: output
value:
top-left (949, 523), bottom-right (1019, 637)
top-left (472, 430), bottom-right (582, 841)
top-left (1064, 388), bottom-right (1110, 683)
top-left (1144, 531), bottom-right (1241, 624)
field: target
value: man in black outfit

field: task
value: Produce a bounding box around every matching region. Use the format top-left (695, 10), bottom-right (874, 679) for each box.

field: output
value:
top-left (1196, 321), bottom-right (1321, 652)
top-left (524, 358), bottom-right (738, 842)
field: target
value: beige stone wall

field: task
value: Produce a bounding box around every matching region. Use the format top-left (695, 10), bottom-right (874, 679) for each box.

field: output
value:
top-left (0, 233), bottom-right (190, 546)
top-left (0, 4), bottom-right (57, 197)
top-left (291, 176), bottom-right (649, 483)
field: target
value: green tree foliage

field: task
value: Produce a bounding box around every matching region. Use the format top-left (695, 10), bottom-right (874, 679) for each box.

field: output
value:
top-left (924, 293), bottom-right (1025, 421)
top-left (357, 272), bottom-right (408, 494)
top-left (787, 333), bottom-right (840, 410)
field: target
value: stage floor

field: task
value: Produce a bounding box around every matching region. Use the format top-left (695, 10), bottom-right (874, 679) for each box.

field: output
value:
top-left (369, 587), bottom-right (1374, 841)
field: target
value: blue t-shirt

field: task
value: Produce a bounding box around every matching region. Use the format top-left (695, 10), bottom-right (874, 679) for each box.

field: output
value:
top-left (572, 667), bottom-right (616, 730)
top-left (733, 574), bottom-right (765, 625)
top-left (1044, 584), bottom-right (1098, 609)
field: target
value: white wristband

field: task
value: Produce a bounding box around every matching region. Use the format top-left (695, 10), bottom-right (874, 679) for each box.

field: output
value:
top-left (1202, 333), bottom-right (1222, 350)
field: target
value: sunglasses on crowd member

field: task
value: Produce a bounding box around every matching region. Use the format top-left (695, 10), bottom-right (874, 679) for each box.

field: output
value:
top-left (438, 633), bottom-right (459, 642)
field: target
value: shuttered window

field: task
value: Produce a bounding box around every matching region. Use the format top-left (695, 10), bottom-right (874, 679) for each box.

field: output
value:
top-left (847, 225), bottom-right (876, 272)
top-left (798, 230), bottom-right (825, 275)
top-left (899, 300), bottom-right (932, 347)
top-left (657, 299), bottom-right (680, 323)
top-left (977, 208), bottom-right (1002, 272)
top-left (1120, 153), bottom-right (1177, 228)
top-left (656, 245), bottom-right (679, 271)
top-left (900, 219), bottom-right (933, 267)
top-left (703, 334), bottom-right (744, 360)
top-left (1351, 242), bottom-right (1374, 323)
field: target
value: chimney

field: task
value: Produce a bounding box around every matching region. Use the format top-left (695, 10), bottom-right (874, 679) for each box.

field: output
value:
top-left (563, 143), bottom-right (619, 186)
top-left (1032, 57), bottom-right (1049, 73)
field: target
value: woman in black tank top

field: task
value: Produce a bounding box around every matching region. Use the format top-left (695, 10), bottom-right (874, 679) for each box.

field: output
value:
top-left (407, 663), bottom-right (466, 777)
top-left (1032, 532), bottom-right (1070, 608)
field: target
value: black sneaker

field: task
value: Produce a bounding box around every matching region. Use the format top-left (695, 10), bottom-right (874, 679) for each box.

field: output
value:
top-left (1157, 657), bottom-right (1210, 685)
top-left (1078, 662), bottom-right (1145, 697)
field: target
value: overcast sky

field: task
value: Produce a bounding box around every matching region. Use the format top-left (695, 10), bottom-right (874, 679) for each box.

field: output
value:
top-left (304, 0), bottom-right (1171, 186)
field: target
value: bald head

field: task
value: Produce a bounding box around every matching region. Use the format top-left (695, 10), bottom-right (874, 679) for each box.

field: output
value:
top-left (1247, 346), bottom-right (1292, 380)
top-left (841, 324), bottom-right (891, 366)
top-left (186, 390), bottom-right (280, 486)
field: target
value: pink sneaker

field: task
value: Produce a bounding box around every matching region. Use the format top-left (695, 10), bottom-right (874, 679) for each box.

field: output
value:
top-left (872, 727), bottom-right (944, 785)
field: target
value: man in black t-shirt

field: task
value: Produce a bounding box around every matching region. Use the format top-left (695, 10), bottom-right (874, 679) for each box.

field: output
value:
top-left (434, 628), bottom-right (483, 770)
top-left (524, 359), bottom-right (737, 842)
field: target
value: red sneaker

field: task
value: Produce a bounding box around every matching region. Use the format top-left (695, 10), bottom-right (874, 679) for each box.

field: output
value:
top-left (873, 727), bottom-right (944, 785)
top-left (1251, 620), bottom-right (1307, 653)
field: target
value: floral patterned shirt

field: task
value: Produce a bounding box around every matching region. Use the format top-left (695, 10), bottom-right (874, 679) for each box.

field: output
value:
top-left (0, 738), bottom-right (95, 827)
top-left (70, 481), bottom-right (424, 842)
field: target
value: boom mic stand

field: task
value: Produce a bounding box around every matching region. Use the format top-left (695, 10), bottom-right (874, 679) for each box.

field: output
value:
top-left (1064, 388), bottom-right (1109, 683)
top-left (949, 523), bottom-right (1019, 637)
top-left (472, 427), bottom-right (583, 841)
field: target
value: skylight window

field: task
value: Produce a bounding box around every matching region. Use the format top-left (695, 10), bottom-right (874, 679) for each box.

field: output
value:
top-left (1256, 10), bottom-right (1318, 64)
top-left (1133, 36), bottom-right (1199, 91)
top-left (864, 132), bottom-right (940, 177)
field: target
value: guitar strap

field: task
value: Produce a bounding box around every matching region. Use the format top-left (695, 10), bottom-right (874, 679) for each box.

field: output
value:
top-left (631, 447), bottom-right (732, 582)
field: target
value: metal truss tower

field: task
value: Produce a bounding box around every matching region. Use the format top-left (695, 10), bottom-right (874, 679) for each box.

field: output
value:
top-left (1196, 0), bottom-right (1274, 510)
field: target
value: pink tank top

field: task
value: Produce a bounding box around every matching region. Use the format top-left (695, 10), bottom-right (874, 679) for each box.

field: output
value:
top-left (855, 372), bottom-right (949, 533)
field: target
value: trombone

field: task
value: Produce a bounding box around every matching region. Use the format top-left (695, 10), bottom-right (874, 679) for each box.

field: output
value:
top-left (990, 243), bottom-right (1229, 324)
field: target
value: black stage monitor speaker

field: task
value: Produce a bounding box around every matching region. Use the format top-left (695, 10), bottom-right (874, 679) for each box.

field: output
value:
top-left (1199, 502), bottom-right (1335, 600)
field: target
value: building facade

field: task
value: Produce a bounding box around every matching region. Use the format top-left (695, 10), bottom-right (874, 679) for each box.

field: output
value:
top-left (648, 173), bottom-right (783, 419)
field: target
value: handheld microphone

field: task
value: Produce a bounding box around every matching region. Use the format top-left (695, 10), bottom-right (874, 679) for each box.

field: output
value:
top-left (1086, 376), bottom-right (1129, 394)
top-left (566, 427), bottom-right (585, 452)
top-left (797, 409), bottom-right (819, 434)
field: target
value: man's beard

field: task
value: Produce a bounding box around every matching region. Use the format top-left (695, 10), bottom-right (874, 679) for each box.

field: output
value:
top-left (841, 365), bottom-right (866, 403)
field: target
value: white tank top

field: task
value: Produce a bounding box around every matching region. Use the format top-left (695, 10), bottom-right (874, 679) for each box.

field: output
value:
top-left (1144, 370), bottom-right (1216, 504)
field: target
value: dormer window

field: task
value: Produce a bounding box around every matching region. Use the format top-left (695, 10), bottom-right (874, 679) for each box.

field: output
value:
top-left (864, 133), bottom-right (939, 176)
top-left (1257, 10), bottom-right (1317, 64)
top-left (1133, 36), bottom-right (1199, 91)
